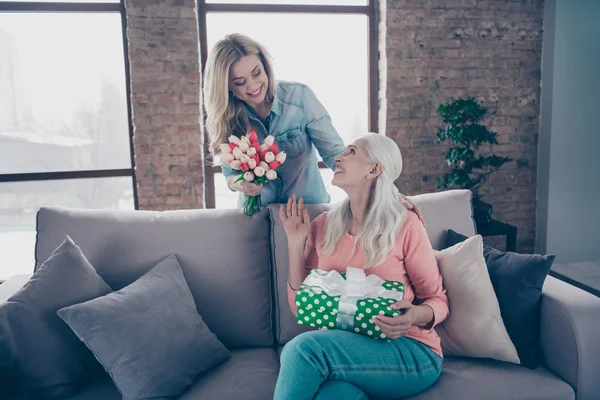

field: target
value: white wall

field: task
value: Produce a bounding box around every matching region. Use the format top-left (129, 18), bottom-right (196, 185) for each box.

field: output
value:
top-left (537, 0), bottom-right (600, 262)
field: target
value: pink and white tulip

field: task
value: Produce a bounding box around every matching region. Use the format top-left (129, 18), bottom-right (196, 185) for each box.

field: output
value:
top-left (266, 170), bottom-right (277, 180)
top-left (248, 159), bottom-right (257, 169)
top-left (228, 135), bottom-right (240, 144)
top-left (232, 147), bottom-right (243, 160)
top-left (230, 160), bottom-right (242, 170)
top-left (243, 171), bottom-right (255, 181)
top-left (276, 152), bottom-right (287, 164)
top-left (238, 140), bottom-right (250, 152)
top-left (264, 152), bottom-right (275, 163)
top-left (220, 143), bottom-right (232, 154)
top-left (254, 166), bottom-right (266, 177)
top-left (240, 154), bottom-right (250, 164)
top-left (221, 153), bottom-right (234, 165)
top-left (264, 135), bottom-right (275, 146)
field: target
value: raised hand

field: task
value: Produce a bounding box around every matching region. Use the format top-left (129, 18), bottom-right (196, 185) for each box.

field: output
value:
top-left (279, 194), bottom-right (311, 247)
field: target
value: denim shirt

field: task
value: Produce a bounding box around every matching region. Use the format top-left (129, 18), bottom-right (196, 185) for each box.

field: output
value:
top-left (221, 81), bottom-right (346, 207)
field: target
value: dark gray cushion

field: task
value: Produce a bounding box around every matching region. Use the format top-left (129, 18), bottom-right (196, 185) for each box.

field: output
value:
top-left (407, 356), bottom-right (573, 400)
top-left (0, 236), bottom-right (112, 398)
top-left (58, 254), bottom-right (230, 400)
top-left (36, 206), bottom-right (273, 348)
top-left (445, 229), bottom-right (555, 369)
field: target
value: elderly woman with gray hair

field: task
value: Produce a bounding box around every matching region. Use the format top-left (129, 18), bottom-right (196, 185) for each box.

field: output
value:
top-left (276, 134), bottom-right (448, 400)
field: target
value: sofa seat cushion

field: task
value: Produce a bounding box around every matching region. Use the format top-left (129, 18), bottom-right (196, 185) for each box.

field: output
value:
top-left (3, 375), bottom-right (122, 400)
top-left (13, 348), bottom-right (281, 400)
top-left (4, 351), bottom-right (572, 400)
top-left (407, 357), bottom-right (574, 400)
top-left (178, 347), bottom-right (280, 400)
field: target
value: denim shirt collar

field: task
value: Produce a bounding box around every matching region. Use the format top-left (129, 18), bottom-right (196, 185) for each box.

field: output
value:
top-left (243, 92), bottom-right (283, 122)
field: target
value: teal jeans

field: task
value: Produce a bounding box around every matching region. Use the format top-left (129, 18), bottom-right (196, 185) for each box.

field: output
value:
top-left (274, 330), bottom-right (442, 400)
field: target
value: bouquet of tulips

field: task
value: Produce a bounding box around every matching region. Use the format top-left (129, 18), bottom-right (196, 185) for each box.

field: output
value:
top-left (220, 130), bottom-right (287, 216)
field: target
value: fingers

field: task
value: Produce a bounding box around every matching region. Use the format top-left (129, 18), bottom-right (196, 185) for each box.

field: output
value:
top-left (390, 300), bottom-right (413, 311)
top-left (279, 204), bottom-right (286, 220)
top-left (303, 209), bottom-right (310, 225)
top-left (287, 196), bottom-right (293, 218)
top-left (240, 182), bottom-right (262, 196)
top-left (375, 314), bottom-right (409, 325)
top-left (414, 207), bottom-right (426, 227)
top-left (291, 194), bottom-right (297, 217)
top-left (375, 315), bottom-right (411, 339)
top-left (399, 193), bottom-right (427, 227)
top-left (298, 196), bottom-right (304, 220)
top-left (399, 193), bottom-right (413, 209)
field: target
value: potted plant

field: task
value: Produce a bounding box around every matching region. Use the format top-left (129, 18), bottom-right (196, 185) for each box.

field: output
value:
top-left (435, 98), bottom-right (512, 225)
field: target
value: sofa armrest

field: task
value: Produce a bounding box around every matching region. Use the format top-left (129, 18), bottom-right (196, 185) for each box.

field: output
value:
top-left (540, 275), bottom-right (600, 400)
top-left (0, 274), bottom-right (32, 304)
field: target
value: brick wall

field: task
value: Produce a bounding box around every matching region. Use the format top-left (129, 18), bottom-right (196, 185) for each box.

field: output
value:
top-left (125, 0), bottom-right (204, 210)
top-left (380, 0), bottom-right (544, 252)
top-left (124, 0), bottom-right (544, 251)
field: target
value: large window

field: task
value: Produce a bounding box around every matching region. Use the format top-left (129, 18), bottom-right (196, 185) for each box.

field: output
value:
top-left (199, 0), bottom-right (377, 208)
top-left (0, 1), bottom-right (136, 280)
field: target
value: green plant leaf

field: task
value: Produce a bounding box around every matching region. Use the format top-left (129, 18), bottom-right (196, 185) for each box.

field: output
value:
top-left (433, 96), bottom-right (513, 198)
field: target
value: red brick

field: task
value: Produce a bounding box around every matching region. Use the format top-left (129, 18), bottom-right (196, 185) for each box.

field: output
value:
top-left (381, 0), bottom-right (542, 253)
top-left (127, 0), bottom-right (204, 210)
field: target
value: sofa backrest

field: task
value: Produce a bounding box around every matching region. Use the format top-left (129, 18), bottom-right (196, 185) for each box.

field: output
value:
top-left (35, 207), bottom-right (274, 349)
top-left (268, 189), bottom-right (477, 344)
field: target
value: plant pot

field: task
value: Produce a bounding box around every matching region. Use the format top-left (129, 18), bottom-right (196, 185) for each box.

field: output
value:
top-left (473, 197), bottom-right (493, 226)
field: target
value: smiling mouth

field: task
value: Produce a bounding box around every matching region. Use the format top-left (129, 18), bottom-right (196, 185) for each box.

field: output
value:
top-left (248, 86), bottom-right (262, 97)
top-left (334, 168), bottom-right (345, 174)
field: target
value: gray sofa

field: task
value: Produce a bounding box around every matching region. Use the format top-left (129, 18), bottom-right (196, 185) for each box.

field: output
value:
top-left (3, 189), bottom-right (599, 399)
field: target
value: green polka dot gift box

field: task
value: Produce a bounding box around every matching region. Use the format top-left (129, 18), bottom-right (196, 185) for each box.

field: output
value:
top-left (295, 267), bottom-right (405, 340)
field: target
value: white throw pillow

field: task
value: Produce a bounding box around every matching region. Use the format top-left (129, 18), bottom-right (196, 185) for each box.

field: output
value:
top-left (434, 235), bottom-right (520, 364)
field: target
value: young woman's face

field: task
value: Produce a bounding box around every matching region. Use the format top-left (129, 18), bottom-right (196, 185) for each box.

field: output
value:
top-left (228, 54), bottom-right (269, 107)
top-left (332, 139), bottom-right (375, 189)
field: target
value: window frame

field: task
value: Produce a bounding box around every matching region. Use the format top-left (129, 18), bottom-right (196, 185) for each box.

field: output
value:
top-left (0, 0), bottom-right (138, 209)
top-left (198, 0), bottom-right (378, 208)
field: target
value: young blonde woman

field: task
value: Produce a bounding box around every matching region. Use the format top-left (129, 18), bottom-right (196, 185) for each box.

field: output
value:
top-left (276, 134), bottom-right (448, 400)
top-left (203, 33), bottom-right (345, 207)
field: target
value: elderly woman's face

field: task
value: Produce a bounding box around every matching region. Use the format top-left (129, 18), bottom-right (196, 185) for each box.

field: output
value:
top-left (332, 139), bottom-right (375, 189)
top-left (228, 54), bottom-right (268, 107)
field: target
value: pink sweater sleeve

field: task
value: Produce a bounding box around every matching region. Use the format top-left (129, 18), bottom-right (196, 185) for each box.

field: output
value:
top-left (402, 215), bottom-right (449, 329)
top-left (287, 224), bottom-right (319, 317)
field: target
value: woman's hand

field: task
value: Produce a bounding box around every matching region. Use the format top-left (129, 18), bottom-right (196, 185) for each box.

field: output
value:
top-left (374, 301), bottom-right (415, 340)
top-left (229, 176), bottom-right (263, 196)
top-left (280, 194), bottom-right (311, 247)
top-left (399, 194), bottom-right (425, 226)
top-left (374, 301), bottom-right (435, 339)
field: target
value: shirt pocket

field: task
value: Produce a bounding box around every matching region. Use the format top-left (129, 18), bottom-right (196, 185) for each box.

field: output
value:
top-left (275, 127), bottom-right (307, 159)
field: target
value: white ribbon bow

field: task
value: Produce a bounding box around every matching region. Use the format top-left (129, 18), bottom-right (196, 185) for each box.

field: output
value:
top-left (303, 267), bottom-right (404, 331)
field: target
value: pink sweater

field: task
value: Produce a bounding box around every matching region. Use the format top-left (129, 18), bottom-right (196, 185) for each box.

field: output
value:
top-left (287, 211), bottom-right (449, 357)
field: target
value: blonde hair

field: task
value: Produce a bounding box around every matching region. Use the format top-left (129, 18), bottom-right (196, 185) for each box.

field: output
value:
top-left (322, 134), bottom-right (408, 269)
top-left (203, 33), bottom-right (276, 158)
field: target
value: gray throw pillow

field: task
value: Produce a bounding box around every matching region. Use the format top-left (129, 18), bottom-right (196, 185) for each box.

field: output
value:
top-left (0, 236), bottom-right (112, 398)
top-left (58, 254), bottom-right (231, 400)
